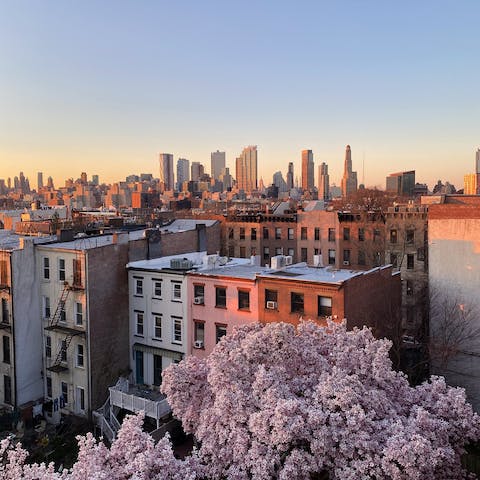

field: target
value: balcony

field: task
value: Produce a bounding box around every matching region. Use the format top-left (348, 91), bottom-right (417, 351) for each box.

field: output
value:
top-left (109, 377), bottom-right (171, 425)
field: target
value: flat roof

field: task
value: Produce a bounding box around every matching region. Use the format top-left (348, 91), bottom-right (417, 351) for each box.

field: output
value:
top-left (127, 251), bottom-right (208, 271)
top-left (0, 231), bottom-right (55, 251)
top-left (38, 234), bottom-right (119, 251)
top-left (127, 219), bottom-right (218, 241)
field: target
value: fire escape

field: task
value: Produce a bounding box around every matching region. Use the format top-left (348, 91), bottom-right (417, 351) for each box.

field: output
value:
top-left (45, 256), bottom-right (85, 373)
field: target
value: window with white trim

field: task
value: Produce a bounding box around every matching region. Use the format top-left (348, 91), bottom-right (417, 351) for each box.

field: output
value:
top-left (153, 314), bottom-right (162, 339)
top-left (172, 317), bottom-right (182, 343)
top-left (76, 344), bottom-right (84, 367)
top-left (135, 312), bottom-right (144, 336)
top-left (43, 257), bottom-right (50, 280)
top-left (172, 282), bottom-right (182, 301)
top-left (75, 302), bottom-right (83, 326)
top-left (153, 279), bottom-right (162, 298)
top-left (58, 258), bottom-right (66, 281)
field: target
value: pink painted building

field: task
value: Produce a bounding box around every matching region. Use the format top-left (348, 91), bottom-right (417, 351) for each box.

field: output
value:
top-left (188, 256), bottom-right (263, 358)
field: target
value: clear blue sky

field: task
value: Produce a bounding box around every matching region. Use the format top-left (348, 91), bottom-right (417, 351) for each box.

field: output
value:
top-left (1, 0), bottom-right (479, 189)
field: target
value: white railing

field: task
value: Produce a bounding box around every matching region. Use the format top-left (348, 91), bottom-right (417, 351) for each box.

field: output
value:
top-left (109, 388), bottom-right (171, 421)
top-left (92, 411), bottom-right (115, 443)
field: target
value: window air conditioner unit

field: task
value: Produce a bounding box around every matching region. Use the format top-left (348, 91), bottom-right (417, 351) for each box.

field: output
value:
top-left (285, 256), bottom-right (293, 265)
top-left (343, 261), bottom-right (350, 266)
top-left (193, 296), bottom-right (204, 305)
top-left (266, 301), bottom-right (277, 310)
top-left (194, 340), bottom-right (204, 349)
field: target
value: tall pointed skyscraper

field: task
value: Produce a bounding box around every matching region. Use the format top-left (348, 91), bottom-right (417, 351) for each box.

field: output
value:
top-left (159, 153), bottom-right (174, 191)
top-left (286, 162), bottom-right (294, 190)
top-left (341, 145), bottom-right (357, 197)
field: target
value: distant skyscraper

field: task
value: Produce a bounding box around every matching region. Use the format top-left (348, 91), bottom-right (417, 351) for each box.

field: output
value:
top-left (80, 172), bottom-right (88, 184)
top-left (476, 148), bottom-right (480, 194)
top-left (386, 171), bottom-right (415, 196)
top-left (191, 162), bottom-right (204, 182)
top-left (286, 162), bottom-right (294, 190)
top-left (273, 171), bottom-right (288, 193)
top-left (176, 158), bottom-right (190, 190)
top-left (47, 176), bottom-right (54, 189)
top-left (301, 150), bottom-right (314, 191)
top-left (341, 145), bottom-right (358, 197)
top-left (159, 153), bottom-right (174, 191)
top-left (464, 173), bottom-right (477, 195)
top-left (37, 172), bottom-right (43, 191)
top-left (318, 162), bottom-right (330, 201)
top-left (92, 175), bottom-right (99, 185)
top-left (211, 150), bottom-right (226, 180)
top-left (235, 146), bottom-right (258, 193)
top-left (219, 167), bottom-right (232, 190)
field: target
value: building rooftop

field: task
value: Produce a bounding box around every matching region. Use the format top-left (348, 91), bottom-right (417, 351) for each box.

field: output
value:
top-left (0, 230), bottom-right (55, 251)
top-left (127, 219), bottom-right (218, 241)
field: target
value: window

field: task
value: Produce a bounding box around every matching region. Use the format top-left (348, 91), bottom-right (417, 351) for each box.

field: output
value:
top-left (73, 258), bottom-right (82, 287)
top-left (328, 228), bottom-right (335, 242)
top-left (153, 279), bottom-right (162, 298)
top-left (215, 324), bottom-right (227, 343)
top-left (239, 246), bottom-right (246, 258)
top-left (75, 302), bottom-right (83, 326)
top-left (373, 229), bottom-right (381, 242)
top-left (343, 249), bottom-right (351, 263)
top-left (358, 250), bottom-right (366, 265)
top-left (135, 350), bottom-right (144, 384)
top-left (0, 260), bottom-right (6, 285)
top-left (45, 336), bottom-right (51, 358)
top-left (407, 254), bottom-right (414, 270)
top-left (406, 280), bottom-right (414, 296)
top-left (194, 321), bottom-right (205, 342)
top-left (60, 340), bottom-right (67, 362)
top-left (228, 245), bottom-right (234, 257)
top-left (314, 248), bottom-right (320, 255)
top-left (2, 336), bottom-right (10, 364)
top-left (417, 247), bottom-right (425, 261)
top-left (251, 228), bottom-right (257, 240)
top-left (135, 312), bottom-right (144, 336)
top-left (43, 296), bottom-right (50, 319)
top-left (390, 253), bottom-right (398, 268)
top-left (58, 258), bottom-right (66, 281)
top-left (314, 228), bottom-right (320, 241)
top-left (288, 228), bottom-right (294, 240)
top-left (238, 290), bottom-right (250, 310)
top-left (390, 229), bottom-right (398, 244)
top-left (406, 230), bottom-right (414, 245)
top-left (228, 228), bottom-right (234, 239)
top-left (318, 296), bottom-right (332, 316)
top-left (43, 257), bottom-right (50, 280)
top-left (275, 247), bottom-right (283, 256)
top-left (287, 248), bottom-right (295, 257)
top-left (328, 249), bottom-right (336, 265)
top-left (76, 386), bottom-right (85, 411)
top-left (291, 292), bottom-right (304, 313)
top-left (301, 248), bottom-right (308, 262)
top-left (357, 228), bottom-right (365, 242)
top-left (275, 228), bottom-right (281, 240)
top-left (239, 227), bottom-right (245, 240)
top-left (61, 381), bottom-right (68, 405)
top-left (172, 317), bottom-right (182, 343)
top-left (153, 315), bottom-right (162, 339)
top-left (76, 344), bottom-right (84, 367)
top-left (135, 278), bottom-right (143, 296)
top-left (194, 284), bottom-right (204, 304)
top-left (215, 286), bottom-right (227, 308)
top-left (153, 354), bottom-right (163, 387)
top-left (265, 289), bottom-right (278, 308)
top-left (1, 299), bottom-right (8, 324)
top-left (153, 354), bottom-right (162, 386)
top-left (4, 375), bottom-right (12, 405)
top-left (172, 282), bottom-right (182, 301)
top-left (263, 227), bottom-right (269, 239)
top-left (263, 247), bottom-right (270, 261)
top-left (60, 302), bottom-right (66, 323)
top-left (301, 227), bottom-right (307, 240)
top-left (343, 227), bottom-right (350, 241)
top-left (46, 377), bottom-right (52, 398)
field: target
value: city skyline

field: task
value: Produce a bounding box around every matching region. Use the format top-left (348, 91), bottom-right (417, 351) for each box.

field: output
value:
top-left (1, 1), bottom-right (479, 188)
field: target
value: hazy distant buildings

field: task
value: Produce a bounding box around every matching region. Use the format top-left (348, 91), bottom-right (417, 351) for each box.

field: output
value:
top-left (37, 172), bottom-right (43, 191)
top-left (318, 162), bottom-right (329, 201)
top-left (273, 171), bottom-right (288, 193)
top-left (341, 145), bottom-right (357, 197)
top-left (92, 175), bottom-right (99, 186)
top-left (176, 158), bottom-right (190, 190)
top-left (219, 167), bottom-right (232, 190)
top-left (286, 162), bottom-right (294, 190)
top-left (386, 171), bottom-right (416, 197)
top-left (236, 146), bottom-right (258, 193)
top-left (211, 151), bottom-right (226, 181)
top-left (159, 153), bottom-right (174, 191)
top-left (301, 150), bottom-right (314, 191)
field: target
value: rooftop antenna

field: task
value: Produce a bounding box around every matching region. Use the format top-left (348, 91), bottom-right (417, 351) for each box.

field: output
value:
top-left (362, 151), bottom-right (365, 186)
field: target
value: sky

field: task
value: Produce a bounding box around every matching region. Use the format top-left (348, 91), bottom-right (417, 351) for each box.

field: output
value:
top-left (1, 0), bottom-right (479, 190)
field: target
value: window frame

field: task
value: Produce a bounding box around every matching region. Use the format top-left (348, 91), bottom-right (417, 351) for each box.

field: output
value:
top-left (76, 343), bottom-right (84, 368)
top-left (290, 292), bottom-right (304, 314)
top-left (238, 290), bottom-right (250, 311)
top-left (153, 279), bottom-right (162, 298)
top-left (172, 317), bottom-right (182, 344)
top-left (215, 286), bottom-right (227, 308)
top-left (58, 258), bottom-right (66, 282)
top-left (135, 311), bottom-right (144, 336)
top-left (318, 296), bottom-right (333, 317)
top-left (153, 314), bottom-right (162, 340)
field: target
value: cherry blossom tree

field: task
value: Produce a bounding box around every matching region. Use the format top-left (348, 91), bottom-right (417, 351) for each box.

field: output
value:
top-left (0, 412), bottom-right (198, 480)
top-left (162, 321), bottom-right (480, 480)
